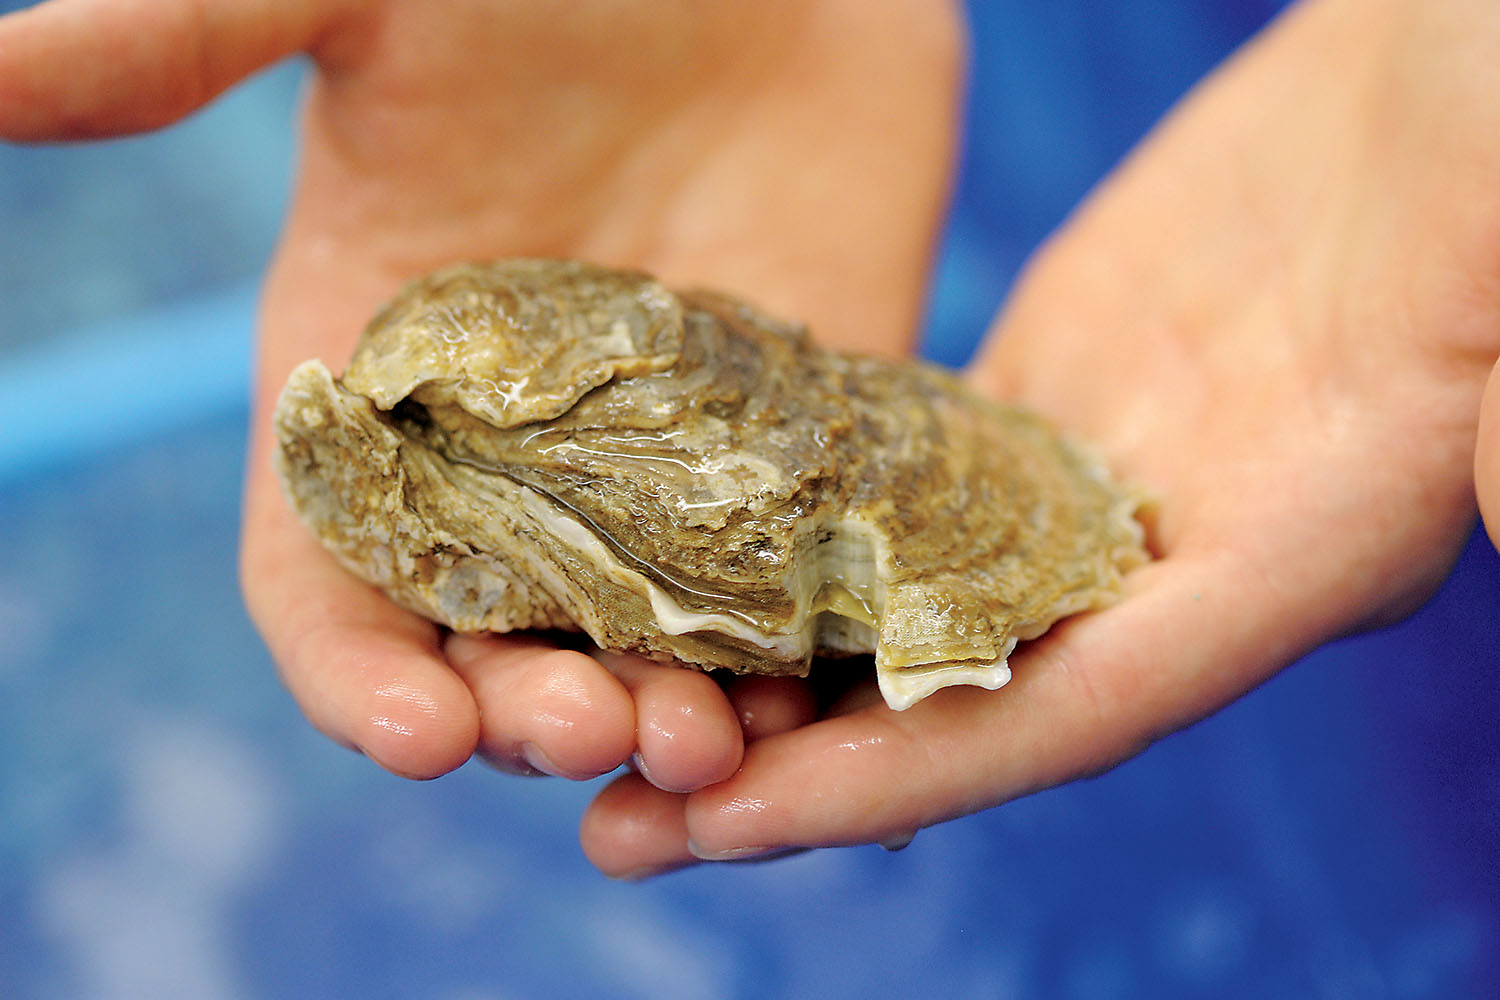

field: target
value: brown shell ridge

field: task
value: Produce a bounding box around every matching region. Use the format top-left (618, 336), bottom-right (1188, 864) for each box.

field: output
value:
top-left (271, 259), bottom-right (1152, 711)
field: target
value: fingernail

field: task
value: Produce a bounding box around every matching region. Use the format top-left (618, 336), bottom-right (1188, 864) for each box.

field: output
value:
top-left (521, 741), bottom-right (564, 778)
top-left (631, 751), bottom-right (703, 794)
top-left (483, 753), bottom-right (544, 777)
top-left (879, 830), bottom-right (917, 852)
top-left (686, 839), bottom-right (779, 862)
top-left (611, 862), bottom-right (689, 882)
top-left (631, 751), bottom-right (671, 791)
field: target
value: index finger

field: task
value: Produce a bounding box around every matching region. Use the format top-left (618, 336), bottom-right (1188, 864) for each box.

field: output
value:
top-left (583, 551), bottom-right (1291, 870)
top-left (0, 0), bottom-right (327, 141)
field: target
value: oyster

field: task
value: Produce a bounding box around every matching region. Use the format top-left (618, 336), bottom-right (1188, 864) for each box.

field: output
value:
top-left (273, 259), bottom-right (1147, 710)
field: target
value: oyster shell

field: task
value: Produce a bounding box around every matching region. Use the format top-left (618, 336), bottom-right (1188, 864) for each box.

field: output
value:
top-left (273, 259), bottom-right (1147, 710)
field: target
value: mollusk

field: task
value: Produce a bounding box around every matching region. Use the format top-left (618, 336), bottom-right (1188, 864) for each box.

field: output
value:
top-left (273, 259), bottom-right (1148, 710)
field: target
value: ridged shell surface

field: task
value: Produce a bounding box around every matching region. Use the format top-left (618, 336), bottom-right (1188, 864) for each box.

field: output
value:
top-left (273, 259), bottom-right (1148, 710)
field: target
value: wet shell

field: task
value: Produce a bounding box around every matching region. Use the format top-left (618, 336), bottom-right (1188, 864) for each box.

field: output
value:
top-left (273, 259), bottom-right (1148, 710)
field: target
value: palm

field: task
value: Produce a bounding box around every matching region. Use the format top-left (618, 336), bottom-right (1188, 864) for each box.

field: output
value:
top-left (578, 0), bottom-right (1500, 871)
top-left (0, 0), bottom-right (962, 780)
top-left (249, 1), bottom-right (961, 777)
top-left (260, 0), bottom-right (959, 354)
top-left (9, 0), bottom-right (1499, 879)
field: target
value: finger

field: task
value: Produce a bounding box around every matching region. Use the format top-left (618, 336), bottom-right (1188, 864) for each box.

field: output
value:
top-left (578, 672), bottom-right (811, 878)
top-left (722, 674), bottom-right (818, 742)
top-left (596, 652), bottom-right (743, 794)
top-left (0, 0), bottom-right (332, 140)
top-left (444, 633), bottom-right (635, 780)
top-left (580, 771), bottom-right (812, 878)
top-left (579, 772), bottom-right (694, 880)
top-left (240, 474), bottom-right (480, 781)
top-left (604, 553), bottom-right (1293, 862)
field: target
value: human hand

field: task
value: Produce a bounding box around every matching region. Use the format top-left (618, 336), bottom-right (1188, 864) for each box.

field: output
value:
top-left (578, 0), bottom-right (1500, 875)
top-left (0, 0), bottom-right (962, 781)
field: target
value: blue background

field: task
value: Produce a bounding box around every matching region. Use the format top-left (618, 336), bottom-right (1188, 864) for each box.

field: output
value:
top-left (2, 2), bottom-right (1496, 997)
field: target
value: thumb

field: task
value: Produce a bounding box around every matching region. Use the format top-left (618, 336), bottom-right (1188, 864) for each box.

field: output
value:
top-left (0, 0), bottom-right (337, 140)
